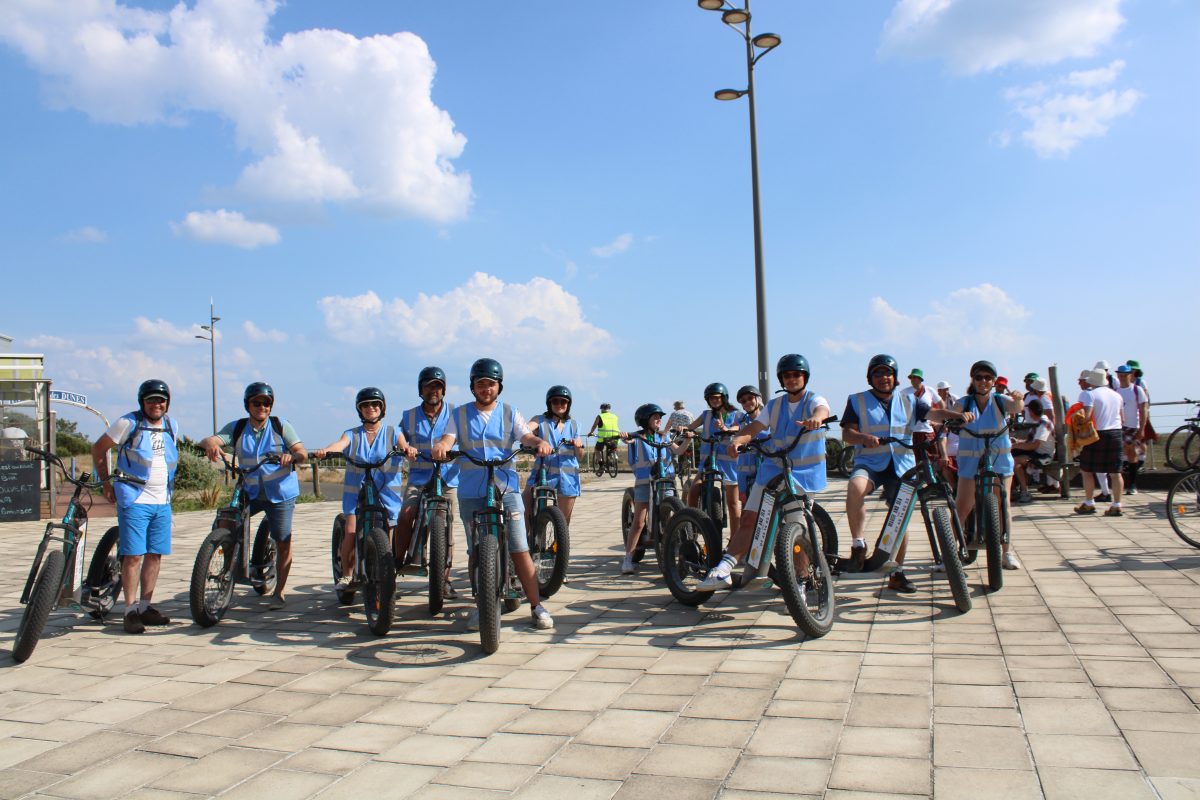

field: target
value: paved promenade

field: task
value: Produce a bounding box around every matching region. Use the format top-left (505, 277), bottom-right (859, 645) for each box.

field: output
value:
top-left (1, 476), bottom-right (1198, 799)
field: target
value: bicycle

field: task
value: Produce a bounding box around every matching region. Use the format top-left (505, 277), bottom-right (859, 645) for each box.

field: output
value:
top-left (619, 431), bottom-right (687, 567)
top-left (689, 428), bottom-right (738, 532)
top-left (189, 453), bottom-right (284, 628)
top-left (673, 438), bottom-right (695, 487)
top-left (526, 443), bottom-right (574, 598)
top-left (1166, 468), bottom-right (1200, 548)
top-left (1165, 406), bottom-right (1200, 471)
top-left (661, 419), bottom-right (841, 638)
top-left (398, 452), bottom-right (455, 616)
top-left (322, 449), bottom-right (401, 635)
top-left (824, 439), bottom-right (855, 478)
top-left (954, 420), bottom-right (1015, 593)
top-left (854, 426), bottom-right (972, 613)
top-left (12, 447), bottom-right (131, 662)
top-left (592, 433), bottom-right (620, 478)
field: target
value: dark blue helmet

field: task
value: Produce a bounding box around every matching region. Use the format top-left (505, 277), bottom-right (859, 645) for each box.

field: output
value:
top-left (635, 403), bottom-right (664, 429)
top-left (243, 381), bottom-right (274, 411)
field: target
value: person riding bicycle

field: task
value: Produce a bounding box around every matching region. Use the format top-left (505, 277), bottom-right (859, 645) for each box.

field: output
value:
top-left (953, 360), bottom-right (1023, 569)
top-left (734, 385), bottom-right (768, 503)
top-left (587, 403), bottom-right (621, 463)
top-left (699, 356), bottom-right (828, 590)
top-left (523, 385), bottom-right (584, 524)
top-left (311, 387), bottom-right (410, 590)
top-left (619, 403), bottom-right (688, 574)
top-left (395, 366), bottom-right (460, 598)
top-left (685, 382), bottom-right (743, 535)
top-left (200, 382), bottom-right (307, 609)
top-left (90, 379), bottom-right (179, 634)
top-left (431, 358), bottom-right (555, 630)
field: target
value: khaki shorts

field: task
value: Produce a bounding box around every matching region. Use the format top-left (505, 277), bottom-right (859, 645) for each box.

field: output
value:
top-left (401, 484), bottom-right (458, 520)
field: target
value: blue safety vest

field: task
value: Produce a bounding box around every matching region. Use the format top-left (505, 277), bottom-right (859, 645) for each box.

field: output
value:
top-left (525, 415), bottom-right (581, 497)
top-left (736, 409), bottom-right (770, 493)
top-left (236, 417), bottom-right (300, 503)
top-left (697, 408), bottom-right (739, 481)
top-left (402, 403), bottom-right (460, 489)
top-left (850, 391), bottom-right (915, 476)
top-left (114, 411), bottom-right (179, 508)
top-left (755, 392), bottom-right (827, 493)
top-left (956, 394), bottom-right (1014, 478)
top-left (628, 432), bottom-right (676, 487)
top-left (342, 425), bottom-right (404, 521)
top-left (454, 403), bottom-right (522, 499)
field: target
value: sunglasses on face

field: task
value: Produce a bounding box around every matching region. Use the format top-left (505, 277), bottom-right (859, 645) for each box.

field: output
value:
top-left (144, 398), bottom-right (167, 405)
top-left (972, 374), bottom-right (995, 382)
top-left (550, 398), bottom-right (568, 404)
top-left (360, 401), bottom-right (382, 409)
top-left (249, 399), bottom-right (273, 408)
top-left (870, 370), bottom-right (894, 379)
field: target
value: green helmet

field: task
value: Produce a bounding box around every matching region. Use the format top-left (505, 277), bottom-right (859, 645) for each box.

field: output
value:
top-left (867, 354), bottom-right (898, 382)
top-left (703, 382), bottom-right (728, 400)
top-left (776, 353), bottom-right (811, 384)
top-left (635, 403), bottom-right (664, 429)
top-left (243, 381), bottom-right (274, 411)
top-left (469, 358), bottom-right (504, 394)
top-left (417, 366), bottom-right (446, 395)
top-left (137, 379), bottom-right (171, 411)
top-left (355, 386), bottom-right (386, 420)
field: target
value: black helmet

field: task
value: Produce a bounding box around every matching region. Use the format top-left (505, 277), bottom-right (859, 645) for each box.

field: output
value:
top-left (703, 382), bottom-right (729, 400)
top-left (969, 360), bottom-right (998, 379)
top-left (635, 403), bottom-right (664, 429)
top-left (866, 354), bottom-right (898, 382)
top-left (243, 381), bottom-right (274, 411)
top-left (469, 358), bottom-right (503, 394)
top-left (417, 366), bottom-right (446, 396)
top-left (546, 385), bottom-right (572, 413)
top-left (776, 353), bottom-right (811, 384)
top-left (736, 384), bottom-right (761, 401)
top-left (137, 379), bottom-right (171, 411)
top-left (600, 403), bottom-right (611, 411)
top-left (355, 386), bottom-right (386, 420)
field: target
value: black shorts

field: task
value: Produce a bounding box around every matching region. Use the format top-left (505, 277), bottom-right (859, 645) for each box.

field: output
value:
top-left (1080, 430), bottom-right (1122, 474)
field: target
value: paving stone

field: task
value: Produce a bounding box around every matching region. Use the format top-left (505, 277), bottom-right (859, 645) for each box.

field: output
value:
top-left (544, 743), bottom-right (649, 780)
top-left (314, 761), bottom-right (440, 798)
top-left (1028, 733), bottom-right (1139, 770)
top-left (576, 709), bottom-right (676, 748)
top-left (432, 760), bottom-right (538, 791)
top-left (465, 732), bottom-right (569, 765)
top-left (1123, 730), bottom-right (1200, 779)
top-left (837, 725), bottom-right (930, 759)
top-left (725, 755), bottom-right (832, 795)
top-left (281, 746), bottom-right (370, 774)
top-left (1019, 698), bottom-right (1119, 735)
top-left (1039, 767), bottom-right (1158, 799)
top-left (933, 766), bottom-right (1043, 800)
top-left (845, 693), bottom-right (930, 729)
top-left (149, 745), bottom-right (284, 794)
top-left (503, 708), bottom-right (597, 736)
top-left (14, 730), bottom-right (148, 774)
top-left (43, 750), bottom-right (190, 800)
top-left (219, 767), bottom-right (337, 800)
top-left (513, 774), bottom-right (621, 800)
top-left (424, 701), bottom-right (527, 737)
top-left (611, 774), bottom-right (720, 800)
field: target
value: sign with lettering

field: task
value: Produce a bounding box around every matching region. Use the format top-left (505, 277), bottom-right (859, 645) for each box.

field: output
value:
top-left (50, 390), bottom-right (88, 406)
top-left (0, 461), bottom-right (40, 522)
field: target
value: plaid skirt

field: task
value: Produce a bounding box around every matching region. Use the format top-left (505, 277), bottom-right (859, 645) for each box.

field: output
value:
top-left (1080, 429), bottom-right (1122, 474)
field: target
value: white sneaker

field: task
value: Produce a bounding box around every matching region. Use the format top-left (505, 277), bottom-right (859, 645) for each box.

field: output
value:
top-left (1002, 552), bottom-right (1021, 570)
top-left (697, 559), bottom-right (734, 591)
top-left (532, 604), bottom-right (554, 630)
top-left (621, 555), bottom-right (635, 575)
top-left (336, 574), bottom-right (354, 589)
top-left (466, 608), bottom-right (480, 631)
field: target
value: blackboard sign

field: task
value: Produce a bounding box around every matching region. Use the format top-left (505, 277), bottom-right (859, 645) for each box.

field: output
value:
top-left (0, 461), bottom-right (41, 522)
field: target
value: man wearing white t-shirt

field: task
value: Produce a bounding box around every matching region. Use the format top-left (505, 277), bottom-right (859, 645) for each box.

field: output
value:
top-left (902, 368), bottom-right (941, 451)
top-left (1012, 400), bottom-right (1056, 503)
top-left (91, 380), bottom-right (180, 634)
top-left (1075, 369), bottom-right (1124, 516)
top-left (1115, 365), bottom-right (1148, 494)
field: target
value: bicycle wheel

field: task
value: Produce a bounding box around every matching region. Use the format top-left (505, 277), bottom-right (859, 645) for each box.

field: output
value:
top-left (982, 494), bottom-right (1003, 592)
top-left (620, 488), bottom-right (634, 551)
top-left (427, 509), bottom-right (448, 616)
top-left (774, 518), bottom-right (835, 638)
top-left (656, 496), bottom-right (684, 566)
top-left (661, 508), bottom-right (721, 606)
top-left (703, 484), bottom-right (726, 531)
top-left (530, 506), bottom-right (570, 598)
top-left (1166, 470), bottom-right (1200, 549)
top-left (85, 525), bottom-right (122, 621)
top-left (1166, 426), bottom-right (1195, 471)
top-left (592, 447), bottom-right (604, 478)
top-left (362, 527), bottom-right (396, 636)
top-left (476, 534), bottom-right (502, 654)
top-left (932, 507), bottom-right (971, 613)
top-left (189, 528), bottom-right (236, 627)
top-left (1185, 431), bottom-right (1200, 471)
top-left (811, 501), bottom-right (840, 561)
top-left (331, 514), bottom-right (355, 605)
top-left (250, 517), bottom-right (277, 596)
top-left (12, 550), bottom-right (66, 662)
top-left (607, 449), bottom-right (619, 478)
top-left (838, 446), bottom-right (855, 478)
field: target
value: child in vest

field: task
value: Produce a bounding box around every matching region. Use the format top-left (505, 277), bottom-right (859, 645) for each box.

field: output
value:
top-left (685, 382), bottom-right (743, 535)
top-left (523, 385), bottom-right (584, 524)
top-left (620, 403), bottom-right (688, 574)
top-left (734, 385), bottom-right (769, 503)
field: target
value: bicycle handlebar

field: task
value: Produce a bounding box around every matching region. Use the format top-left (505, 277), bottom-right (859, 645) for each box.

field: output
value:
top-left (625, 431), bottom-right (689, 450)
top-left (736, 415), bottom-right (839, 457)
top-left (24, 445), bottom-right (143, 488)
top-left (216, 451), bottom-right (282, 478)
top-left (444, 448), bottom-right (526, 468)
top-left (317, 448), bottom-right (404, 471)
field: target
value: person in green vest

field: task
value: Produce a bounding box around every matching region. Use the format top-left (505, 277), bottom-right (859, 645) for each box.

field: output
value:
top-left (587, 403), bottom-right (621, 468)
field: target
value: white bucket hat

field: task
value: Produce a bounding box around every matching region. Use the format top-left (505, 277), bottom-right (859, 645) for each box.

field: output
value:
top-left (936, 381), bottom-right (951, 390)
top-left (1085, 369), bottom-right (1106, 388)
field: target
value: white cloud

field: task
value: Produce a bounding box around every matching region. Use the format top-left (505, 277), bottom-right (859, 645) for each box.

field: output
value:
top-left (229, 346), bottom-right (254, 368)
top-left (319, 272), bottom-right (613, 367)
top-left (171, 209), bottom-right (281, 249)
top-left (25, 334), bottom-right (74, 350)
top-left (820, 283), bottom-right (1035, 356)
top-left (63, 225), bottom-right (107, 243)
top-left (590, 233), bottom-right (634, 258)
top-left (133, 317), bottom-right (217, 346)
top-left (1065, 59), bottom-right (1125, 88)
top-left (880, 0), bottom-right (1126, 74)
top-left (0, 0), bottom-right (471, 223)
top-left (243, 320), bottom-right (288, 343)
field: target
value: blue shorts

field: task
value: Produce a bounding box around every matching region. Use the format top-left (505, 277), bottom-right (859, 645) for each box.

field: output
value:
top-left (632, 483), bottom-right (676, 504)
top-left (249, 496), bottom-right (296, 542)
top-left (850, 465), bottom-right (902, 507)
top-left (118, 503), bottom-right (172, 556)
top-left (459, 493), bottom-right (528, 556)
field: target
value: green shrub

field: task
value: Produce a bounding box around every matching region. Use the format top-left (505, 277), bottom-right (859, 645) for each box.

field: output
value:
top-left (175, 450), bottom-right (219, 491)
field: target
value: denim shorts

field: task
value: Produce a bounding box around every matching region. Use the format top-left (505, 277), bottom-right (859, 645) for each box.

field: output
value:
top-left (850, 465), bottom-right (902, 507)
top-left (118, 503), bottom-right (172, 556)
top-left (248, 496), bottom-right (296, 542)
top-left (459, 493), bottom-right (528, 556)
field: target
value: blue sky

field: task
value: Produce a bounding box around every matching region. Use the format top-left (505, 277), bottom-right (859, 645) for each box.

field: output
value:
top-left (2, 0), bottom-right (1196, 443)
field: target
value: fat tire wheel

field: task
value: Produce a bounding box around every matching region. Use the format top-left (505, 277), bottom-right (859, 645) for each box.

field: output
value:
top-left (427, 511), bottom-right (448, 616)
top-left (531, 506), bottom-right (570, 598)
top-left (331, 514), bottom-right (355, 605)
top-left (703, 485), bottom-right (725, 531)
top-left (476, 535), bottom-right (502, 654)
top-left (189, 528), bottom-right (236, 627)
top-left (13, 550), bottom-right (66, 662)
top-left (656, 496), bottom-right (685, 566)
top-left (982, 494), bottom-right (1004, 592)
top-left (620, 488), bottom-right (634, 551)
top-left (661, 508), bottom-right (721, 607)
top-left (85, 526), bottom-right (122, 621)
top-left (1166, 470), bottom-right (1200, 549)
top-left (250, 517), bottom-right (277, 596)
top-left (503, 597), bottom-right (522, 613)
top-left (932, 507), bottom-right (972, 613)
top-left (811, 502), bottom-right (840, 561)
top-left (362, 527), bottom-right (396, 636)
top-left (775, 519), bottom-right (835, 638)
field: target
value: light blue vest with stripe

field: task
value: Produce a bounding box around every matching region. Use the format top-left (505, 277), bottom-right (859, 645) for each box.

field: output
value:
top-left (525, 415), bottom-right (581, 497)
top-left (455, 403), bottom-right (521, 499)
top-left (697, 408), bottom-right (739, 481)
top-left (114, 412), bottom-right (180, 508)
top-left (955, 394), bottom-right (1014, 478)
top-left (755, 393), bottom-right (827, 493)
top-left (341, 425), bottom-right (404, 521)
top-left (850, 391), bottom-right (915, 476)
top-left (628, 432), bottom-right (676, 487)
top-left (736, 409), bottom-right (770, 493)
top-left (237, 417), bottom-right (300, 503)
top-left (402, 403), bottom-right (460, 488)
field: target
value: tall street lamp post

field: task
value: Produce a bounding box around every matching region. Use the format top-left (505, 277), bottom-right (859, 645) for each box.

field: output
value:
top-left (698, 0), bottom-right (781, 397)
top-left (195, 301), bottom-right (220, 436)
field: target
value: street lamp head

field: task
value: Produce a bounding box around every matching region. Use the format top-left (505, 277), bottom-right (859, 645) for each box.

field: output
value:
top-left (211, 316), bottom-right (221, 323)
top-left (721, 8), bottom-right (749, 25)
top-left (697, 0), bottom-right (725, 9)
top-left (195, 334), bottom-right (207, 341)
top-left (753, 32), bottom-right (781, 49)
top-left (714, 88), bottom-right (747, 101)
